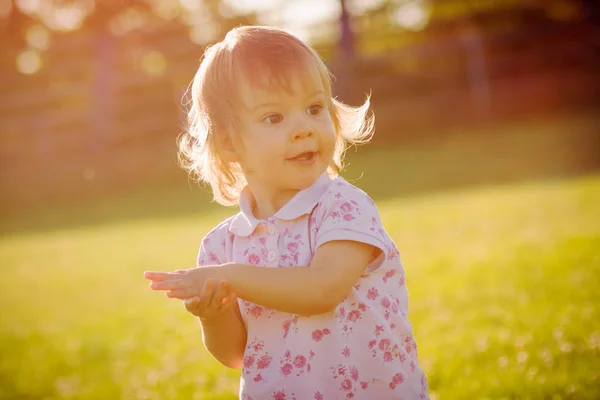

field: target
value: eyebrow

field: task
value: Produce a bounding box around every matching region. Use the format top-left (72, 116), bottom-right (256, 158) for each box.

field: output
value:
top-left (250, 90), bottom-right (325, 113)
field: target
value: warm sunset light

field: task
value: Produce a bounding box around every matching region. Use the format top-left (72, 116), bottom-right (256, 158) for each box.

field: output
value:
top-left (16, 48), bottom-right (42, 74)
top-left (141, 50), bottom-right (167, 76)
top-left (392, 0), bottom-right (430, 31)
top-left (0, 0), bottom-right (12, 18)
top-left (2, 2), bottom-right (599, 400)
top-left (25, 23), bottom-right (50, 50)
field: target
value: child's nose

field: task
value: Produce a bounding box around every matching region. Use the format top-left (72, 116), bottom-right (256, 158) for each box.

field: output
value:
top-left (292, 128), bottom-right (314, 141)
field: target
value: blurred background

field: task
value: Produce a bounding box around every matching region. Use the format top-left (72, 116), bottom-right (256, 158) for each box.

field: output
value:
top-left (1, 1), bottom-right (599, 399)
top-left (1, 0), bottom-right (598, 222)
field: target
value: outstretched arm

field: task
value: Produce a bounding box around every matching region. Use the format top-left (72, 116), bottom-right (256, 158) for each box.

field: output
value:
top-left (146, 240), bottom-right (377, 316)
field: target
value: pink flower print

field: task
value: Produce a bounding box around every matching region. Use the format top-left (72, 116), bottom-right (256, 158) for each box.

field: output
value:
top-left (383, 351), bottom-right (393, 362)
top-left (379, 338), bottom-right (391, 351)
top-left (375, 325), bottom-right (385, 336)
top-left (293, 355), bottom-right (307, 368)
top-left (368, 339), bottom-right (377, 349)
top-left (284, 350), bottom-right (291, 358)
top-left (391, 302), bottom-right (399, 315)
top-left (399, 275), bottom-right (405, 286)
top-left (287, 242), bottom-right (298, 253)
top-left (381, 297), bottom-right (391, 309)
top-left (337, 366), bottom-right (346, 376)
top-left (350, 366), bottom-right (359, 381)
top-left (383, 269), bottom-right (396, 283)
top-left (282, 320), bottom-right (292, 338)
top-left (343, 213), bottom-right (355, 221)
top-left (340, 202), bottom-right (353, 213)
top-left (347, 393), bottom-right (355, 399)
top-left (249, 304), bottom-right (264, 318)
top-left (347, 310), bottom-right (361, 322)
top-left (273, 390), bottom-right (286, 400)
top-left (244, 354), bottom-right (255, 369)
top-left (257, 355), bottom-right (272, 370)
top-left (392, 372), bottom-right (404, 385)
top-left (314, 392), bottom-right (324, 400)
top-left (322, 328), bottom-right (331, 335)
top-left (254, 373), bottom-right (263, 383)
top-left (339, 307), bottom-right (346, 318)
top-left (360, 382), bottom-right (369, 389)
top-left (335, 192), bottom-right (342, 199)
top-left (410, 360), bottom-right (416, 373)
top-left (207, 252), bottom-right (219, 263)
top-left (248, 254), bottom-right (261, 265)
top-left (280, 363), bottom-right (293, 377)
top-left (312, 330), bottom-right (324, 342)
top-left (342, 346), bottom-right (351, 358)
top-left (358, 302), bottom-right (367, 312)
top-left (367, 287), bottom-right (379, 300)
top-left (252, 341), bottom-right (264, 352)
top-left (341, 379), bottom-right (353, 391)
top-left (282, 316), bottom-right (297, 339)
top-left (398, 351), bottom-right (406, 363)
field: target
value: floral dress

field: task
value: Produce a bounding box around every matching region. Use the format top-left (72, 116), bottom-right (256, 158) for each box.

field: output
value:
top-left (197, 173), bottom-right (429, 400)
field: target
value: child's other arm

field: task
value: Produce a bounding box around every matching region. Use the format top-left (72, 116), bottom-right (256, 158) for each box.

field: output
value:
top-left (199, 301), bottom-right (247, 369)
top-left (224, 240), bottom-right (375, 315)
top-left (185, 280), bottom-right (247, 369)
top-left (147, 241), bottom-right (375, 316)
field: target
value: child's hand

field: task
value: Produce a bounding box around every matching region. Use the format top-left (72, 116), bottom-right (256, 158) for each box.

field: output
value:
top-left (183, 280), bottom-right (238, 320)
top-left (144, 266), bottom-right (221, 299)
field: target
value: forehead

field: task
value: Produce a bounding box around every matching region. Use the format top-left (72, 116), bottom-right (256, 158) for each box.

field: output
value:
top-left (237, 63), bottom-right (325, 109)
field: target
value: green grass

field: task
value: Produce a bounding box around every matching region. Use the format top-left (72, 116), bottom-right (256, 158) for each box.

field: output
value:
top-left (1, 173), bottom-right (599, 399)
top-left (1, 112), bottom-right (599, 399)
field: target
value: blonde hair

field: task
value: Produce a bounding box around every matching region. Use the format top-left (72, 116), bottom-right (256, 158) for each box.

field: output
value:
top-left (179, 25), bottom-right (374, 206)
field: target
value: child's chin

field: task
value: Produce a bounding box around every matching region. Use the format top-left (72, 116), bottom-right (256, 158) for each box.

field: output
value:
top-left (294, 174), bottom-right (321, 189)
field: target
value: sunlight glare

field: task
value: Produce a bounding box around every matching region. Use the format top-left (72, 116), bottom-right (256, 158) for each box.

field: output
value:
top-left (189, 23), bottom-right (217, 45)
top-left (392, 0), bottom-right (430, 31)
top-left (108, 8), bottom-right (146, 36)
top-left (16, 0), bottom-right (41, 14)
top-left (16, 49), bottom-right (42, 75)
top-left (178, 0), bottom-right (201, 12)
top-left (26, 24), bottom-right (50, 50)
top-left (151, 0), bottom-right (180, 20)
top-left (141, 50), bottom-right (167, 76)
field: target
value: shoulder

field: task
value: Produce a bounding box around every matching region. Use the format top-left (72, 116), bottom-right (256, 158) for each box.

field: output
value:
top-left (197, 214), bottom-right (236, 265)
top-left (202, 215), bottom-right (235, 245)
top-left (315, 176), bottom-right (379, 216)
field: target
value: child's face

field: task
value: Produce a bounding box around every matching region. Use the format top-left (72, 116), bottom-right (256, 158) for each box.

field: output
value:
top-left (232, 68), bottom-right (336, 195)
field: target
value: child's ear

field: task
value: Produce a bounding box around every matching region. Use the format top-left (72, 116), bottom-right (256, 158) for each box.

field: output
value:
top-left (220, 135), bottom-right (239, 163)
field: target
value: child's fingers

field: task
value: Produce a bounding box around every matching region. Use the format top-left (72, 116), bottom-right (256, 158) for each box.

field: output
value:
top-left (183, 297), bottom-right (200, 308)
top-left (211, 281), bottom-right (228, 305)
top-left (194, 279), bottom-right (215, 309)
top-left (220, 291), bottom-right (238, 310)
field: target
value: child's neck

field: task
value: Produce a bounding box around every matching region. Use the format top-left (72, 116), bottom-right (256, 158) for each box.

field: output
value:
top-left (248, 184), bottom-right (299, 220)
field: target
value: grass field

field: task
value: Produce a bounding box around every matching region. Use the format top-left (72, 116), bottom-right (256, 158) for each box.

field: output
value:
top-left (1, 114), bottom-right (599, 399)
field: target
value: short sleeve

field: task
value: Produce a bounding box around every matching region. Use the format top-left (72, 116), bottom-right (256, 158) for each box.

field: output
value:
top-left (196, 222), bottom-right (229, 267)
top-left (314, 180), bottom-right (390, 272)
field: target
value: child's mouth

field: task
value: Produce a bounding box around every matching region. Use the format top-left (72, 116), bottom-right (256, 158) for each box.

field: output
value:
top-left (288, 151), bottom-right (318, 163)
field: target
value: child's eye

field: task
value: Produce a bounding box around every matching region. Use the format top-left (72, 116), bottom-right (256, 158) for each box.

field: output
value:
top-left (262, 113), bottom-right (283, 125)
top-left (307, 103), bottom-right (324, 116)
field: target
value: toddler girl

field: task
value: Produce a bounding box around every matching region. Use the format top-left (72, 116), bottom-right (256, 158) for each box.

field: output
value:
top-left (145, 25), bottom-right (429, 400)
